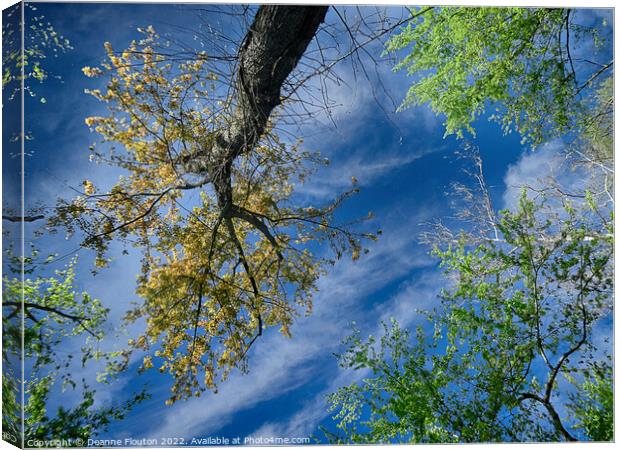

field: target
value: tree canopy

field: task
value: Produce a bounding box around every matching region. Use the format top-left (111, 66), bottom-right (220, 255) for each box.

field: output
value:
top-left (51, 9), bottom-right (378, 403)
top-left (327, 190), bottom-right (613, 443)
top-left (325, 5), bottom-right (613, 444)
top-left (387, 7), bottom-right (613, 145)
top-left (2, 251), bottom-right (146, 446)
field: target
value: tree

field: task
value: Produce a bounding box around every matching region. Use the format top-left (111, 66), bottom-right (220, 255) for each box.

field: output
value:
top-left (386, 7), bottom-right (613, 145)
top-left (2, 250), bottom-right (146, 447)
top-left (327, 191), bottom-right (613, 442)
top-left (50, 6), bottom-right (380, 403)
top-left (325, 10), bottom-right (613, 441)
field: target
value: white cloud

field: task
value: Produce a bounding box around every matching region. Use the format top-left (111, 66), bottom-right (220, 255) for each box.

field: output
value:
top-left (248, 366), bottom-right (368, 441)
top-left (297, 147), bottom-right (439, 200)
top-left (502, 140), bottom-right (585, 211)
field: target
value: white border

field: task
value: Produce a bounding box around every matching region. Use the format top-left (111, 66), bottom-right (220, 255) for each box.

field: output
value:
top-left (0, 2), bottom-right (616, 450)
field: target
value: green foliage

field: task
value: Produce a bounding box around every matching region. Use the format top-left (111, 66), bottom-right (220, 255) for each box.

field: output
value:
top-left (23, 377), bottom-right (147, 446)
top-left (327, 194), bottom-right (613, 443)
top-left (568, 365), bottom-right (613, 441)
top-left (2, 255), bottom-right (108, 368)
top-left (387, 7), bottom-right (611, 145)
top-left (327, 321), bottom-right (459, 443)
top-left (579, 76), bottom-right (613, 165)
top-left (2, 3), bottom-right (72, 100)
top-left (2, 253), bottom-right (146, 445)
top-left (2, 367), bottom-right (21, 444)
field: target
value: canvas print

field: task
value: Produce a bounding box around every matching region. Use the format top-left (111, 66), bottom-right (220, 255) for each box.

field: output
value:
top-left (1, 1), bottom-right (614, 447)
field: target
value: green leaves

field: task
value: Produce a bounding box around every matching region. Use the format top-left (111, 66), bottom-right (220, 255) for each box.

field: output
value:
top-left (327, 193), bottom-right (613, 442)
top-left (2, 3), bottom-right (72, 99)
top-left (2, 256), bottom-right (108, 368)
top-left (328, 321), bottom-right (444, 444)
top-left (568, 364), bottom-right (613, 441)
top-left (23, 378), bottom-right (148, 445)
top-left (2, 252), bottom-right (146, 444)
top-left (387, 7), bottom-right (611, 145)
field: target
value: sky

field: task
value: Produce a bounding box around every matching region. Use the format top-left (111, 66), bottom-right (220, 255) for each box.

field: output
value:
top-left (2, 1), bottom-right (614, 446)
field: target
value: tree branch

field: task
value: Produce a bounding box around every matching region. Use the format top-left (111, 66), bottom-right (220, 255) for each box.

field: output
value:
top-left (3, 301), bottom-right (99, 338)
top-left (2, 214), bottom-right (45, 222)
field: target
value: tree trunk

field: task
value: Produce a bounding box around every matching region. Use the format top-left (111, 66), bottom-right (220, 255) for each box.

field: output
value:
top-left (204, 5), bottom-right (329, 209)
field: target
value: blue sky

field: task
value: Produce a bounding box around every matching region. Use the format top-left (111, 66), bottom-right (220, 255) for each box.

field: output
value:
top-left (5, 1), bottom-right (613, 445)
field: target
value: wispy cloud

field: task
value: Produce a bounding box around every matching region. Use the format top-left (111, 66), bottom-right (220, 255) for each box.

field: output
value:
top-left (297, 147), bottom-right (439, 200)
top-left (502, 140), bottom-right (585, 211)
top-left (249, 269), bottom-right (444, 439)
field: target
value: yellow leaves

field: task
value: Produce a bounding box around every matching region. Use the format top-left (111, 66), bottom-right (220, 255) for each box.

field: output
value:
top-left (117, 66), bottom-right (129, 78)
top-left (154, 75), bottom-right (168, 85)
top-left (94, 256), bottom-right (109, 268)
top-left (83, 180), bottom-right (95, 196)
top-left (74, 27), bottom-right (376, 406)
top-left (135, 335), bottom-right (148, 349)
top-left (84, 88), bottom-right (102, 99)
top-left (204, 369), bottom-right (215, 389)
top-left (82, 66), bottom-right (102, 77)
top-left (156, 164), bottom-right (175, 183)
top-left (219, 349), bottom-right (232, 366)
top-left (280, 323), bottom-right (292, 338)
top-left (109, 55), bottom-right (121, 67)
top-left (142, 355), bottom-right (153, 369)
top-left (128, 141), bottom-right (149, 162)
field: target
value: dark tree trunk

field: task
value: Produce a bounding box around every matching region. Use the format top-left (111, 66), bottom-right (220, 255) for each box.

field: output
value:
top-left (206, 5), bottom-right (329, 209)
